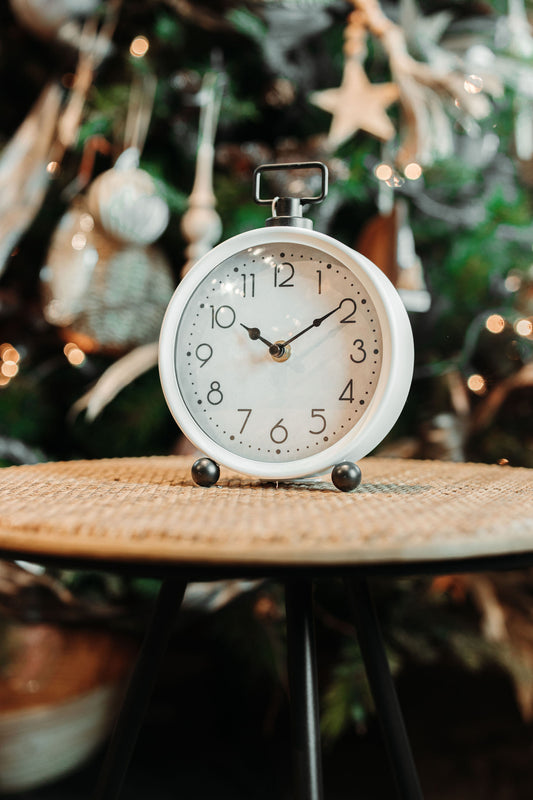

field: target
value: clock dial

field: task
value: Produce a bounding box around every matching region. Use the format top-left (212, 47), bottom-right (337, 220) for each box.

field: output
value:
top-left (173, 242), bottom-right (384, 463)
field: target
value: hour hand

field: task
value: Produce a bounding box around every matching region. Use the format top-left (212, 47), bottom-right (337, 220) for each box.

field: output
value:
top-left (240, 323), bottom-right (273, 347)
top-left (239, 322), bottom-right (283, 358)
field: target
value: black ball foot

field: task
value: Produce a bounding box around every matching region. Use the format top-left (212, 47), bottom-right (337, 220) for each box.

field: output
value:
top-left (331, 461), bottom-right (362, 492)
top-left (191, 457), bottom-right (220, 488)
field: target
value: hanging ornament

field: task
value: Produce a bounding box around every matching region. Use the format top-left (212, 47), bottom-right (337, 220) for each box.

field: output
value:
top-left (353, 0), bottom-right (501, 166)
top-left (0, 8), bottom-right (119, 279)
top-left (40, 199), bottom-right (174, 354)
top-left (310, 10), bottom-right (399, 149)
top-left (86, 72), bottom-right (169, 247)
top-left (312, 58), bottom-right (399, 148)
top-left (312, 0), bottom-right (503, 166)
top-left (87, 148), bottom-right (170, 246)
top-left (0, 84), bottom-right (63, 278)
top-left (180, 71), bottom-right (224, 277)
top-left (356, 197), bottom-right (430, 312)
top-left (42, 69), bottom-right (174, 359)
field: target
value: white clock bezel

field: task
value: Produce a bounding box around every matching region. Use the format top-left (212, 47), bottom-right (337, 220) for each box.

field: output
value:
top-left (159, 226), bottom-right (414, 480)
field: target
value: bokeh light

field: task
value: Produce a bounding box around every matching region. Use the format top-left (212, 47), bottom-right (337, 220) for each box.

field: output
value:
top-left (374, 163), bottom-right (393, 181)
top-left (485, 314), bottom-right (505, 334)
top-left (515, 318), bottom-right (533, 337)
top-left (464, 74), bottom-right (484, 94)
top-left (130, 36), bottom-right (149, 58)
top-left (467, 374), bottom-right (486, 394)
top-left (404, 162), bottom-right (423, 180)
top-left (64, 343), bottom-right (86, 366)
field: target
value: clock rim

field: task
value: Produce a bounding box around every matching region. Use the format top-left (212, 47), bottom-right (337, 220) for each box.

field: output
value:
top-left (159, 226), bottom-right (413, 480)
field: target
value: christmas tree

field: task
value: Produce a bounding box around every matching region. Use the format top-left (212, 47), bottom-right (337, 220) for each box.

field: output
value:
top-left (0, 0), bottom-right (531, 469)
top-left (1, 0), bottom-right (533, 794)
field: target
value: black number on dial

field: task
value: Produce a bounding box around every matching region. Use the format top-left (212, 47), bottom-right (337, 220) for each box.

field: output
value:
top-left (237, 408), bottom-right (252, 433)
top-left (309, 409), bottom-right (326, 435)
top-left (210, 305), bottom-right (236, 328)
top-left (339, 379), bottom-right (354, 403)
top-left (274, 262), bottom-right (295, 288)
top-left (241, 274), bottom-right (255, 298)
top-left (207, 381), bottom-right (223, 405)
top-left (195, 343), bottom-right (213, 368)
top-left (339, 298), bottom-right (357, 323)
top-left (316, 270), bottom-right (322, 294)
top-left (270, 418), bottom-right (288, 443)
top-left (350, 339), bottom-right (367, 363)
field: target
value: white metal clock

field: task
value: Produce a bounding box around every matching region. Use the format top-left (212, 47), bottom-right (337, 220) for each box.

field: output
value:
top-left (159, 163), bottom-right (414, 490)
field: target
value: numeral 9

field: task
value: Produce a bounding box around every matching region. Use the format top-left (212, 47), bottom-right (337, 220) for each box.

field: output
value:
top-left (195, 343), bottom-right (213, 367)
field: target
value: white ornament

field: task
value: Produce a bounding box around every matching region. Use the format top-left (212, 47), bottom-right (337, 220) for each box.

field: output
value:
top-left (87, 148), bottom-right (169, 246)
top-left (41, 199), bottom-right (174, 353)
top-left (41, 203), bottom-right (100, 327)
top-left (180, 73), bottom-right (223, 277)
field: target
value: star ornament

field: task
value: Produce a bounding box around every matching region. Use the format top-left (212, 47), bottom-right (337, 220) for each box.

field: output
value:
top-left (311, 58), bottom-right (399, 149)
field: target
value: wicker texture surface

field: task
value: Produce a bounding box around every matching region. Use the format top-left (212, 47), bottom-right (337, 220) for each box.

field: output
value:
top-left (0, 456), bottom-right (531, 567)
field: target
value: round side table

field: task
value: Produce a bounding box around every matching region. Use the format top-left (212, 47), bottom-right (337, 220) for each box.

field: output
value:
top-left (0, 455), bottom-right (532, 800)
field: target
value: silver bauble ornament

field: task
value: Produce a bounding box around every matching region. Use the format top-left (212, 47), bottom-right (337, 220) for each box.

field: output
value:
top-left (41, 200), bottom-right (175, 354)
top-left (87, 148), bottom-right (169, 246)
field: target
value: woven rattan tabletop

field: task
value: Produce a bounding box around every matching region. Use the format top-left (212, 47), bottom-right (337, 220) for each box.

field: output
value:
top-left (0, 455), bottom-right (531, 570)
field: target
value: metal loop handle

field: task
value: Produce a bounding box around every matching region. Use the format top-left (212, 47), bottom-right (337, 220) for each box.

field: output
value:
top-left (253, 162), bottom-right (328, 206)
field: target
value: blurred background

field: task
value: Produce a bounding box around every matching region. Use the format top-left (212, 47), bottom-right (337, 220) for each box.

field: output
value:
top-left (0, 0), bottom-right (532, 797)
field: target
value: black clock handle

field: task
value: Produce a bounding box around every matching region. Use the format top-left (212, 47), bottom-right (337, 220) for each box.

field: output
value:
top-left (253, 161), bottom-right (328, 207)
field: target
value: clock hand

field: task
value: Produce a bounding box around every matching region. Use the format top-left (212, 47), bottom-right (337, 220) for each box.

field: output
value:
top-left (240, 323), bottom-right (283, 356)
top-left (279, 302), bottom-right (343, 348)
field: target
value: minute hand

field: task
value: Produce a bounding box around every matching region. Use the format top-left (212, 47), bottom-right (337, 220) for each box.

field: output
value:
top-left (280, 303), bottom-right (342, 348)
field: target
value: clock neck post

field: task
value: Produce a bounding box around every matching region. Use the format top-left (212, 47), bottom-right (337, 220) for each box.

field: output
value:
top-left (267, 196), bottom-right (313, 229)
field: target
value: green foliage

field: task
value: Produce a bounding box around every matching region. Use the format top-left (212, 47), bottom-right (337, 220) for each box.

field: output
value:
top-left (321, 642), bottom-right (373, 743)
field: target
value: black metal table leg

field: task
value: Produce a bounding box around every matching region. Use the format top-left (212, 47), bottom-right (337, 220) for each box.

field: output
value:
top-left (285, 579), bottom-right (324, 800)
top-left (345, 577), bottom-right (424, 800)
top-left (94, 577), bottom-right (187, 800)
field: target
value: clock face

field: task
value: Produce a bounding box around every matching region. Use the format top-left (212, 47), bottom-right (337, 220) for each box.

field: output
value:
top-left (170, 240), bottom-right (386, 464)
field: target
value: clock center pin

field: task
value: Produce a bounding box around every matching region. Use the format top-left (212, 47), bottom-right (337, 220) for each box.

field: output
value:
top-left (269, 342), bottom-right (291, 362)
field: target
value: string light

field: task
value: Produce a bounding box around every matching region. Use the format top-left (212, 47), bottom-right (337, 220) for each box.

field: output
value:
top-left (1, 346), bottom-right (20, 363)
top-left (0, 343), bottom-right (20, 388)
top-left (63, 343), bottom-right (86, 366)
top-left (404, 162), bottom-right (423, 180)
top-left (515, 318), bottom-right (533, 337)
top-left (71, 233), bottom-right (87, 251)
top-left (374, 163), bottom-right (393, 181)
top-left (46, 161), bottom-right (60, 175)
top-left (485, 314), bottom-right (505, 334)
top-left (467, 374), bottom-right (486, 394)
top-left (1, 362), bottom-right (18, 378)
top-left (130, 35), bottom-right (149, 58)
top-left (498, 458), bottom-right (509, 466)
